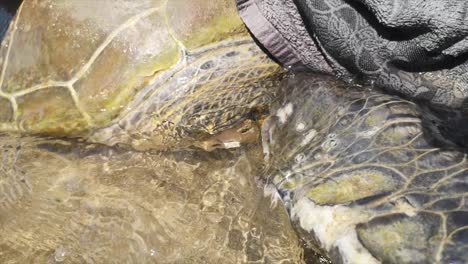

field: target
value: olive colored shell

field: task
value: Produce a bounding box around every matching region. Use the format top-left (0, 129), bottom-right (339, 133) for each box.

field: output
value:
top-left (0, 0), bottom-right (250, 136)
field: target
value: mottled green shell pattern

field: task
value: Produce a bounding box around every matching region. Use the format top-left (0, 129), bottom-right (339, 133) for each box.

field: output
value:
top-left (0, 0), bottom-right (281, 149)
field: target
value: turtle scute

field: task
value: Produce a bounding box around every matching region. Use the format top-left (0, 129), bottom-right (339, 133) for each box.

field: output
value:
top-left (263, 73), bottom-right (468, 264)
top-left (0, 0), bottom-right (282, 150)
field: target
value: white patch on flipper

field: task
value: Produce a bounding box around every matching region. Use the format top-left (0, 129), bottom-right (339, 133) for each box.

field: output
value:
top-left (394, 198), bottom-right (417, 217)
top-left (263, 184), bottom-right (282, 209)
top-left (301, 129), bottom-right (317, 146)
top-left (261, 116), bottom-right (275, 162)
top-left (276, 103), bottom-right (293, 124)
top-left (360, 127), bottom-right (379, 137)
top-left (223, 141), bottom-right (241, 149)
top-left (291, 197), bottom-right (379, 264)
top-left (296, 122), bottom-right (306, 131)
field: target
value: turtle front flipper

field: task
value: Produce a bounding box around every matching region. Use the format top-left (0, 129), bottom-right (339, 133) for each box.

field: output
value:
top-left (265, 73), bottom-right (468, 264)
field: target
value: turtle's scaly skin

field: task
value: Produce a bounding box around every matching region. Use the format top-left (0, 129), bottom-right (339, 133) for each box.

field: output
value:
top-left (263, 73), bottom-right (468, 264)
top-left (89, 39), bottom-right (281, 150)
top-left (0, 0), bottom-right (281, 149)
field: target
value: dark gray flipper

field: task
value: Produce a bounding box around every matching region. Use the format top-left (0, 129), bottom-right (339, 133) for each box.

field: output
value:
top-left (264, 73), bottom-right (468, 264)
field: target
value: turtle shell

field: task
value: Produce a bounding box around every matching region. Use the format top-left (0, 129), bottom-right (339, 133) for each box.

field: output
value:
top-left (0, 0), bottom-right (256, 137)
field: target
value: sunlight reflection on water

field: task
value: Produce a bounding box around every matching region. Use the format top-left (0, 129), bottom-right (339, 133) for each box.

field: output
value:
top-left (0, 134), bottom-right (322, 263)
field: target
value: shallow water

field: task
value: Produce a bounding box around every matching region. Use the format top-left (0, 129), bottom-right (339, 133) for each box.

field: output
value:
top-left (0, 134), bottom-right (329, 263)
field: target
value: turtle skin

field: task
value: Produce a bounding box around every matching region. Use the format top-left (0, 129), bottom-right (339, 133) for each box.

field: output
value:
top-left (263, 73), bottom-right (468, 264)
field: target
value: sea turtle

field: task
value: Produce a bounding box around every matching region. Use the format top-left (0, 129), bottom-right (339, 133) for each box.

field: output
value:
top-left (1, 0), bottom-right (467, 264)
top-left (0, 0), bottom-right (308, 263)
top-left (0, 0), bottom-right (282, 151)
top-left (263, 73), bottom-right (468, 264)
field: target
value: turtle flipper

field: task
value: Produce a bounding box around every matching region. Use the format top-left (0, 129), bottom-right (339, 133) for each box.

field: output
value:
top-left (265, 73), bottom-right (468, 264)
